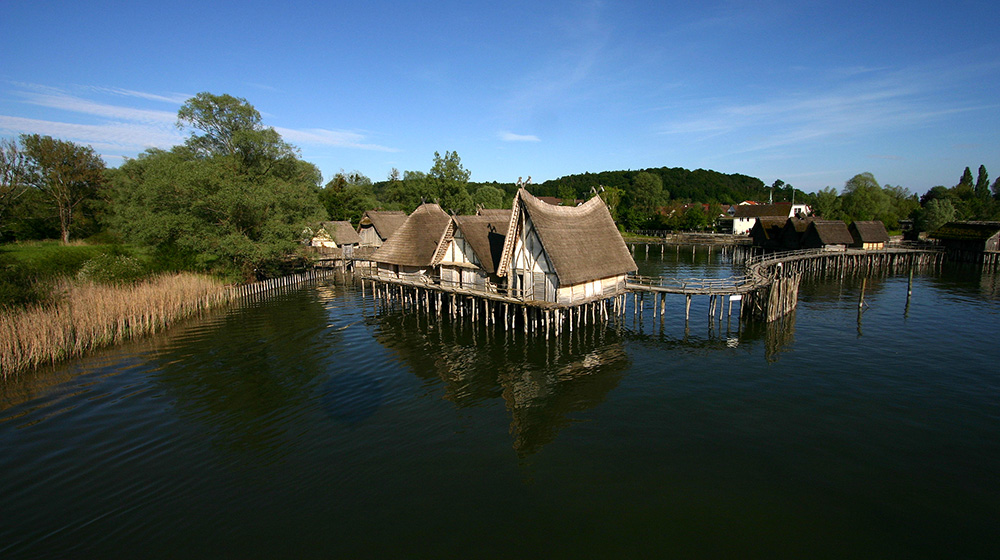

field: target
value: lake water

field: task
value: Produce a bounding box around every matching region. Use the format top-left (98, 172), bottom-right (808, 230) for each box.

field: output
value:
top-left (1, 246), bottom-right (998, 559)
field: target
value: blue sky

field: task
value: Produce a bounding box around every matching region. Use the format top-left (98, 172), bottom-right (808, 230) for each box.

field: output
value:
top-left (2, 0), bottom-right (998, 194)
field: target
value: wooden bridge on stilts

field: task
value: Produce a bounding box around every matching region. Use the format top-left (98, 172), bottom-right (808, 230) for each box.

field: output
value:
top-left (626, 247), bottom-right (944, 324)
top-left (319, 246), bottom-right (944, 333)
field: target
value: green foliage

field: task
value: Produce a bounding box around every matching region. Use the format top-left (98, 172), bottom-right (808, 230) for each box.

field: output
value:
top-left (813, 187), bottom-right (842, 219)
top-left (77, 253), bottom-right (148, 285)
top-left (0, 251), bottom-right (49, 309)
top-left (630, 172), bottom-right (664, 216)
top-left (19, 134), bottom-right (106, 244)
top-left (110, 94), bottom-right (326, 280)
top-left (472, 184), bottom-right (506, 209)
top-left (913, 165), bottom-right (1000, 224)
top-left (913, 198), bottom-right (956, 233)
top-left (431, 151), bottom-right (473, 214)
top-left (320, 171), bottom-right (377, 224)
top-left (975, 165), bottom-right (990, 199)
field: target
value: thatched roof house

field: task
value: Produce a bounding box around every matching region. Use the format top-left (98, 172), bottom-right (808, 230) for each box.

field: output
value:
top-left (732, 202), bottom-right (811, 235)
top-left (371, 203), bottom-right (451, 280)
top-left (437, 211), bottom-right (511, 291)
top-left (849, 221), bottom-right (890, 250)
top-left (310, 221), bottom-right (363, 248)
top-left (800, 220), bottom-right (854, 251)
top-left (358, 210), bottom-right (408, 247)
top-left (929, 221), bottom-right (1000, 252)
top-left (780, 217), bottom-right (819, 250)
top-left (749, 217), bottom-right (787, 249)
top-left (498, 189), bottom-right (636, 304)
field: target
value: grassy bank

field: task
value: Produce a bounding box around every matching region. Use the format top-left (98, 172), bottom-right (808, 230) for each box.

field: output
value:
top-left (1, 273), bottom-right (228, 378)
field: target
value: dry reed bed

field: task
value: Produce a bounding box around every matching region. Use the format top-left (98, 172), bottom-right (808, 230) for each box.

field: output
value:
top-left (1, 273), bottom-right (229, 377)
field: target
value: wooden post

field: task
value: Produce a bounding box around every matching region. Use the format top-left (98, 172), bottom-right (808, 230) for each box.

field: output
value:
top-left (685, 294), bottom-right (692, 322)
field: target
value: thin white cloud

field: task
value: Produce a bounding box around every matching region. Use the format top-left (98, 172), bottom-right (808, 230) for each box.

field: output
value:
top-left (0, 115), bottom-right (184, 152)
top-left (86, 86), bottom-right (192, 105)
top-left (660, 62), bottom-right (997, 157)
top-left (274, 127), bottom-right (399, 152)
top-left (18, 90), bottom-right (178, 124)
top-left (499, 131), bottom-right (541, 142)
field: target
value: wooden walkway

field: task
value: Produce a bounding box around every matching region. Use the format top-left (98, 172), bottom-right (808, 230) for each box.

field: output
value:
top-left (625, 247), bottom-right (944, 322)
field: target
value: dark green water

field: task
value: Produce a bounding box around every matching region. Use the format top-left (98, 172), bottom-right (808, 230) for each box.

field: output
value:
top-left (1, 247), bottom-right (998, 559)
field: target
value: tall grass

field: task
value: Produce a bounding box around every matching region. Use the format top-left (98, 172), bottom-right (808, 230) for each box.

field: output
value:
top-left (1, 273), bottom-right (228, 378)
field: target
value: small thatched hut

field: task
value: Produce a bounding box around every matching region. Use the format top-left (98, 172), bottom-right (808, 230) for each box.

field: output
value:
top-left (437, 210), bottom-right (511, 292)
top-left (371, 203), bottom-right (451, 281)
top-left (749, 217), bottom-right (787, 249)
top-left (311, 221), bottom-right (363, 250)
top-left (929, 221), bottom-right (1000, 253)
top-left (800, 220), bottom-right (854, 251)
top-left (358, 210), bottom-right (408, 247)
top-left (849, 221), bottom-right (890, 250)
top-left (498, 189), bottom-right (636, 304)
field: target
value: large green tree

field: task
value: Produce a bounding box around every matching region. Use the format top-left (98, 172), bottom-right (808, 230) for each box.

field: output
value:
top-left (20, 134), bottom-right (105, 244)
top-left (430, 150), bottom-right (473, 214)
top-left (974, 165), bottom-right (990, 199)
top-left (111, 94), bottom-right (325, 279)
top-left (320, 171), bottom-right (378, 224)
top-left (840, 172), bottom-right (892, 223)
top-left (630, 171), bottom-right (664, 218)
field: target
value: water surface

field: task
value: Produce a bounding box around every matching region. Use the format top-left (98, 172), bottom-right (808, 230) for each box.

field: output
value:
top-left (1, 247), bottom-right (998, 558)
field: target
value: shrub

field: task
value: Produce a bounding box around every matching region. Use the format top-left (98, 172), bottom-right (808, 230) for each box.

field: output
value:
top-left (77, 253), bottom-right (148, 285)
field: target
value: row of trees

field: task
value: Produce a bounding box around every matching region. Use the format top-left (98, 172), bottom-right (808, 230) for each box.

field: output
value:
top-left (4, 91), bottom-right (998, 279)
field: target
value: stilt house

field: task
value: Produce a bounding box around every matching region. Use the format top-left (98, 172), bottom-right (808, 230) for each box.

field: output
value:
top-left (800, 220), bottom-right (854, 251)
top-left (929, 221), bottom-right (1000, 252)
top-left (371, 203), bottom-right (452, 282)
top-left (357, 210), bottom-right (408, 248)
top-left (310, 221), bottom-right (363, 251)
top-left (849, 221), bottom-right (890, 250)
top-left (437, 211), bottom-right (511, 292)
top-left (497, 189), bottom-right (636, 305)
top-left (749, 217), bottom-right (787, 249)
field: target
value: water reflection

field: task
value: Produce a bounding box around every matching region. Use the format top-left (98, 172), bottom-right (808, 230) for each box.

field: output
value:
top-left (142, 291), bottom-right (336, 458)
top-left (370, 310), bottom-right (629, 456)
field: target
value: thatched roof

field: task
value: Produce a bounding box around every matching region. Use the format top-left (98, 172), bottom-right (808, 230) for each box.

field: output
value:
top-left (371, 204), bottom-right (451, 267)
top-left (477, 208), bottom-right (511, 218)
top-left (753, 217), bottom-right (787, 237)
top-left (359, 210), bottom-right (408, 241)
top-left (807, 220), bottom-right (854, 246)
top-left (317, 221), bottom-right (362, 246)
top-left (510, 189), bottom-right (636, 286)
top-left (849, 220), bottom-right (889, 244)
top-left (452, 212), bottom-right (510, 274)
top-left (733, 203), bottom-right (793, 219)
top-left (929, 221), bottom-right (1000, 241)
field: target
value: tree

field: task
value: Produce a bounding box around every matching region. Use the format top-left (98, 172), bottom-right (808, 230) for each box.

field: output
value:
top-left (913, 198), bottom-right (956, 233)
top-left (813, 187), bottom-right (842, 219)
top-left (597, 185), bottom-right (624, 221)
top-left (631, 171), bottom-right (663, 217)
top-left (993, 178), bottom-right (1000, 201)
top-left (0, 138), bottom-right (29, 232)
top-left (841, 172), bottom-right (891, 223)
top-left (975, 165), bottom-right (990, 199)
top-left (472, 185), bottom-right (505, 209)
top-left (20, 134), bottom-right (105, 244)
top-left (320, 171), bottom-right (377, 224)
top-left (111, 94), bottom-right (325, 278)
top-left (954, 166), bottom-right (975, 198)
top-left (430, 151), bottom-right (473, 214)
top-left (177, 92), bottom-right (296, 171)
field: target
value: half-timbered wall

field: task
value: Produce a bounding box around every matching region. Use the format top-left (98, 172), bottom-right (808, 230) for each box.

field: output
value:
top-left (510, 211), bottom-right (558, 302)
